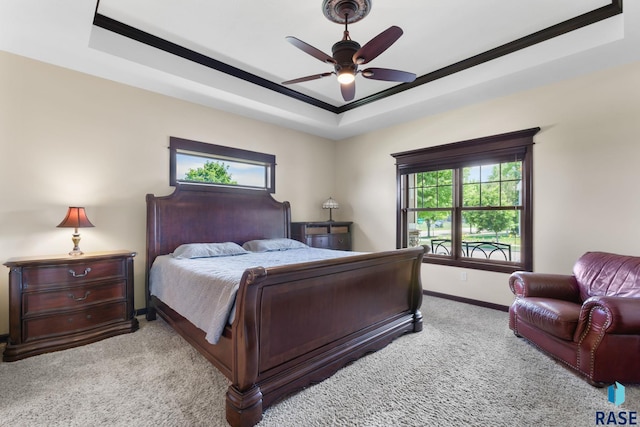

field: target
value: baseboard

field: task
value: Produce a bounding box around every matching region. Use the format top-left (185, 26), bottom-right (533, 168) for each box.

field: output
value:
top-left (423, 290), bottom-right (509, 312)
top-left (0, 333), bottom-right (7, 344)
top-left (135, 307), bottom-right (148, 317)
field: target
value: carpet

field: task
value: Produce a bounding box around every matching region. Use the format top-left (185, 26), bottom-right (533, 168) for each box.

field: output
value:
top-left (0, 296), bottom-right (637, 426)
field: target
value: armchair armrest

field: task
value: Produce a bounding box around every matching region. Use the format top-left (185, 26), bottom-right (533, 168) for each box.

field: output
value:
top-left (509, 271), bottom-right (580, 302)
top-left (578, 296), bottom-right (640, 335)
top-left (575, 296), bottom-right (640, 382)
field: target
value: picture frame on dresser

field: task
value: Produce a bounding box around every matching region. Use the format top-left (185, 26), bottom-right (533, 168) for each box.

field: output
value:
top-left (3, 250), bottom-right (139, 362)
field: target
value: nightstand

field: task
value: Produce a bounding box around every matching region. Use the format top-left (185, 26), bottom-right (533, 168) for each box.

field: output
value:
top-left (3, 250), bottom-right (139, 361)
top-left (291, 221), bottom-right (353, 251)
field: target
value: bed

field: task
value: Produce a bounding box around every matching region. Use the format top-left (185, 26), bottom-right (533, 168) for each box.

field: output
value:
top-left (145, 185), bottom-right (425, 427)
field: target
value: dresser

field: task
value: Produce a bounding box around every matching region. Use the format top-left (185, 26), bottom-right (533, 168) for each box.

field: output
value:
top-left (291, 221), bottom-right (353, 251)
top-left (3, 250), bottom-right (139, 361)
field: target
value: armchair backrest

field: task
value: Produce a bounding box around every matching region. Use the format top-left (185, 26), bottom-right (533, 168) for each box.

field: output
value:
top-left (573, 251), bottom-right (640, 301)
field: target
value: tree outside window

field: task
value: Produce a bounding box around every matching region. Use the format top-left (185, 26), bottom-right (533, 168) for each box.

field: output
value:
top-left (184, 160), bottom-right (238, 185)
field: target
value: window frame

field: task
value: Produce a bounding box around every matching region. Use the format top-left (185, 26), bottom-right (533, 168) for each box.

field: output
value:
top-left (392, 127), bottom-right (539, 273)
top-left (169, 136), bottom-right (276, 193)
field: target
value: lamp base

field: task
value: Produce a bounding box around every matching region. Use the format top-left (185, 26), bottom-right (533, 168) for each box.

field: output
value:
top-left (327, 208), bottom-right (335, 222)
top-left (69, 232), bottom-right (84, 256)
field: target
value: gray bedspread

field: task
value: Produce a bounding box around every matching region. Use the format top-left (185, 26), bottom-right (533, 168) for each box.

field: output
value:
top-left (149, 248), bottom-right (361, 344)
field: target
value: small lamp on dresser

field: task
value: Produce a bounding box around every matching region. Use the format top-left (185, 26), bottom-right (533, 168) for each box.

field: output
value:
top-left (322, 197), bottom-right (339, 222)
top-left (57, 206), bottom-right (95, 256)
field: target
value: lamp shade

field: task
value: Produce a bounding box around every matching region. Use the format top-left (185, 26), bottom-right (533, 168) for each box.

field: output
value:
top-left (322, 197), bottom-right (339, 210)
top-left (57, 207), bottom-right (95, 229)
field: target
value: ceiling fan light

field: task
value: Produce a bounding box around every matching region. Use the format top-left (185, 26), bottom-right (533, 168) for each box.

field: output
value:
top-left (337, 70), bottom-right (355, 84)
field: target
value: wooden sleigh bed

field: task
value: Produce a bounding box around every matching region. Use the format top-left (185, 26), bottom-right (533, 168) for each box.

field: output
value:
top-left (145, 185), bottom-right (425, 426)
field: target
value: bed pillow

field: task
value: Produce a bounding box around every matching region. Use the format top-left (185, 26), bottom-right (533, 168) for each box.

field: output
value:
top-left (242, 238), bottom-right (308, 253)
top-left (172, 242), bottom-right (248, 259)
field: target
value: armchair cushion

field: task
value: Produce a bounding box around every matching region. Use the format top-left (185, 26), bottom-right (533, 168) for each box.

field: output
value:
top-left (515, 298), bottom-right (581, 341)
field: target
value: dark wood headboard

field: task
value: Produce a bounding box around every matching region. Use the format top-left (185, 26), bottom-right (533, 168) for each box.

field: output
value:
top-left (145, 185), bottom-right (291, 270)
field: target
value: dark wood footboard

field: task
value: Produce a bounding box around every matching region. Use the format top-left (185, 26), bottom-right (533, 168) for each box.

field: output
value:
top-left (226, 246), bottom-right (425, 427)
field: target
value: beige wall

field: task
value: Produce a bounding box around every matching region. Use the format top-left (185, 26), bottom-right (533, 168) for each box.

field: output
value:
top-left (2, 50), bottom-right (640, 335)
top-left (0, 52), bottom-right (336, 334)
top-left (336, 60), bottom-right (640, 307)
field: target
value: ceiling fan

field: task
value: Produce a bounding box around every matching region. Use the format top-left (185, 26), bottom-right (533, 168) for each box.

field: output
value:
top-left (282, 0), bottom-right (416, 102)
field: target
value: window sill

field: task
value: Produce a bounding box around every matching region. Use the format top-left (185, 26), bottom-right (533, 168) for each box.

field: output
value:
top-left (422, 255), bottom-right (526, 274)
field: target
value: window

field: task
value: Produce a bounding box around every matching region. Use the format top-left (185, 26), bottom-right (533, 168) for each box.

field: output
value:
top-left (170, 137), bottom-right (275, 192)
top-left (391, 128), bottom-right (539, 273)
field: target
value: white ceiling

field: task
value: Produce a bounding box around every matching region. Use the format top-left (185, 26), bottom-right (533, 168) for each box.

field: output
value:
top-left (1, 1), bottom-right (639, 140)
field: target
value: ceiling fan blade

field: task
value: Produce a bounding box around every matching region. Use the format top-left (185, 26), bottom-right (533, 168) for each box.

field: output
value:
top-left (282, 72), bottom-right (333, 85)
top-left (361, 67), bottom-right (416, 83)
top-left (286, 36), bottom-right (336, 64)
top-left (341, 81), bottom-right (355, 101)
top-left (353, 26), bottom-right (403, 65)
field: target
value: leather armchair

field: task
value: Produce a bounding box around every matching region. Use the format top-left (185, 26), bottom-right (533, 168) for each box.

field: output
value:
top-left (509, 252), bottom-right (640, 386)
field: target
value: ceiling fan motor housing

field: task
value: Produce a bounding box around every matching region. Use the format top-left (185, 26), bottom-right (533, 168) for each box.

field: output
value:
top-left (332, 39), bottom-right (360, 74)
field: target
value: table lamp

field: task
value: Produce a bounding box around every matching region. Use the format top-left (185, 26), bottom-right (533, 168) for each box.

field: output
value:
top-left (322, 197), bottom-right (339, 222)
top-left (57, 207), bottom-right (95, 255)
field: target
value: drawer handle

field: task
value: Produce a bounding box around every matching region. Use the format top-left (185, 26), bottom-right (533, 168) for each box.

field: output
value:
top-left (68, 267), bottom-right (92, 278)
top-left (68, 291), bottom-right (91, 302)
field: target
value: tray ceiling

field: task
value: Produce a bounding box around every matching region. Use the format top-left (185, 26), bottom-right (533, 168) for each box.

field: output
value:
top-left (2, 1), bottom-right (638, 139)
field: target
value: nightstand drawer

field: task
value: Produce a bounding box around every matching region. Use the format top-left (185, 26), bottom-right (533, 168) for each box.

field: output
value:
top-left (307, 235), bottom-right (329, 247)
top-left (23, 281), bottom-right (126, 315)
top-left (328, 234), bottom-right (351, 251)
top-left (23, 302), bottom-right (127, 342)
top-left (23, 259), bottom-right (124, 289)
